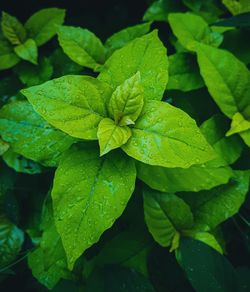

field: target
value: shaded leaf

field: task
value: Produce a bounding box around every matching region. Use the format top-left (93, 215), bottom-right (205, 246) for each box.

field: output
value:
top-left (25, 8), bottom-right (65, 46)
top-left (0, 216), bottom-right (24, 269)
top-left (1, 12), bottom-right (26, 45)
top-left (143, 188), bottom-right (193, 248)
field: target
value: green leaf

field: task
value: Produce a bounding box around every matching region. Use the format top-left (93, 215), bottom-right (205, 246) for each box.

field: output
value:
top-left (3, 149), bottom-right (43, 174)
top-left (0, 101), bottom-right (75, 167)
top-left (143, 188), bottom-right (194, 248)
top-left (177, 238), bottom-right (238, 292)
top-left (105, 22), bottom-right (151, 57)
top-left (137, 161), bottom-right (232, 193)
top-left (122, 100), bottom-right (215, 168)
top-left (226, 112), bottom-right (250, 136)
top-left (196, 43), bottom-right (250, 118)
top-left (180, 170), bottom-right (250, 231)
top-left (214, 11), bottom-right (250, 27)
top-left (240, 130), bottom-right (250, 147)
top-left (14, 38), bottom-right (38, 65)
top-left (14, 57), bottom-right (53, 86)
top-left (167, 53), bottom-right (204, 92)
top-left (184, 231), bottom-right (223, 254)
top-left (108, 72), bottom-right (144, 125)
top-left (0, 39), bottom-right (20, 70)
top-left (24, 8), bottom-right (66, 46)
top-left (143, 0), bottom-right (184, 22)
top-left (99, 31), bottom-right (168, 101)
top-left (1, 12), bottom-right (26, 45)
top-left (0, 139), bottom-right (9, 156)
top-left (222, 0), bottom-right (250, 15)
top-left (200, 115), bottom-right (243, 165)
top-left (58, 26), bottom-right (105, 70)
top-left (21, 75), bottom-right (112, 140)
top-left (97, 118), bottom-right (131, 156)
top-left (183, 0), bottom-right (224, 22)
top-left (0, 216), bottom-right (24, 269)
top-left (52, 146), bottom-right (136, 269)
top-left (28, 225), bottom-right (70, 289)
top-left (168, 12), bottom-right (223, 51)
top-left (28, 200), bottom-right (70, 289)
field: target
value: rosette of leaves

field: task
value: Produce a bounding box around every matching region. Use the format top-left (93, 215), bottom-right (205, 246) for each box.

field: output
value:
top-left (11, 30), bottom-right (217, 270)
top-left (0, 8), bottom-right (65, 70)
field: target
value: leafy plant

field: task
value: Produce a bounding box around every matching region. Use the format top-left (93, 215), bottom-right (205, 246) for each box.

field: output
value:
top-left (0, 8), bottom-right (65, 69)
top-left (0, 1), bottom-right (250, 291)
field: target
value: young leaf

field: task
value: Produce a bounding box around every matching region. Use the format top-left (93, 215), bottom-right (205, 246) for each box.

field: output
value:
top-left (226, 112), bottom-right (250, 136)
top-left (108, 72), bottom-right (144, 125)
top-left (143, 188), bottom-right (194, 248)
top-left (14, 38), bottom-right (38, 65)
top-left (99, 31), bottom-right (168, 101)
top-left (24, 8), bottom-right (66, 46)
top-left (21, 75), bottom-right (112, 140)
top-left (105, 22), bottom-right (151, 57)
top-left (196, 43), bottom-right (250, 118)
top-left (1, 12), bottom-right (26, 45)
top-left (0, 101), bottom-right (75, 167)
top-left (181, 170), bottom-right (250, 231)
top-left (97, 118), bottom-right (131, 156)
top-left (0, 216), bottom-right (24, 269)
top-left (52, 146), bottom-right (136, 269)
top-left (168, 12), bottom-right (223, 51)
top-left (167, 53), bottom-right (204, 92)
top-left (0, 39), bottom-right (20, 70)
top-left (49, 48), bottom-right (82, 77)
top-left (14, 57), bottom-right (53, 86)
top-left (122, 100), bottom-right (215, 168)
top-left (58, 26), bottom-right (105, 70)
